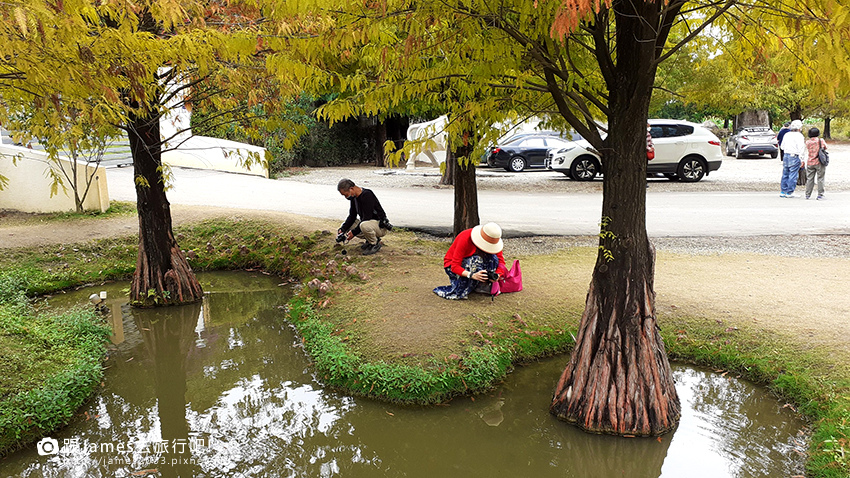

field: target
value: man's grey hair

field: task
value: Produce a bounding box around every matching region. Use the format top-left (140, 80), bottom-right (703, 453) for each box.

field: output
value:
top-left (337, 178), bottom-right (356, 191)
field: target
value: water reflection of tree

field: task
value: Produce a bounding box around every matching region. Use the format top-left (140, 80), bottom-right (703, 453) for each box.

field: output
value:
top-left (135, 301), bottom-right (202, 478)
top-left (683, 368), bottom-right (803, 476)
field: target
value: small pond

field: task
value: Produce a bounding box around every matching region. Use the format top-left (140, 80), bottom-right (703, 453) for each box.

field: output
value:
top-left (2, 271), bottom-right (807, 477)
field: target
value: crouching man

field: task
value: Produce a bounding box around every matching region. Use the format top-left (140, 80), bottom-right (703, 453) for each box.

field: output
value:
top-left (337, 178), bottom-right (391, 255)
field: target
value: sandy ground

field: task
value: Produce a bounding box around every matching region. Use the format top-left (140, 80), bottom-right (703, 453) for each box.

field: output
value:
top-left (344, 234), bottom-right (850, 376)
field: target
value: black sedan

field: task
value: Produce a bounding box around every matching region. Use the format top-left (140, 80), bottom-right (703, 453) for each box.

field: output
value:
top-left (487, 133), bottom-right (575, 172)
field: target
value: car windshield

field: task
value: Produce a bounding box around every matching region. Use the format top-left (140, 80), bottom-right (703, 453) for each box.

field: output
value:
top-left (516, 137), bottom-right (547, 147)
top-left (500, 130), bottom-right (583, 146)
top-left (545, 137), bottom-right (571, 147)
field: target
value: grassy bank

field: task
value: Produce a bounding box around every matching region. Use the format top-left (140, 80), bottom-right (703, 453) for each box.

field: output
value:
top-left (0, 273), bottom-right (111, 456)
top-left (0, 217), bottom-right (328, 456)
top-left (0, 217), bottom-right (847, 477)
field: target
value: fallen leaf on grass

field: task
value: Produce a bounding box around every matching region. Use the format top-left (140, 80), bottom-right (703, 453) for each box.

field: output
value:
top-left (131, 470), bottom-right (158, 476)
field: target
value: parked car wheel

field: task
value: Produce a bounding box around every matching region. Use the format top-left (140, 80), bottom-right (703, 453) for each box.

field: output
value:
top-left (770, 151), bottom-right (778, 159)
top-left (677, 156), bottom-right (706, 182)
top-left (726, 141), bottom-right (734, 156)
top-left (570, 156), bottom-right (600, 181)
top-left (735, 145), bottom-right (744, 159)
top-left (507, 155), bottom-right (527, 172)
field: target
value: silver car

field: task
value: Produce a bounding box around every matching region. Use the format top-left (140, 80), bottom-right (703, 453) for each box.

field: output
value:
top-left (725, 126), bottom-right (779, 159)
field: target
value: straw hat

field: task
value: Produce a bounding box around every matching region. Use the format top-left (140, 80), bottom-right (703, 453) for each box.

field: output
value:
top-left (471, 222), bottom-right (503, 254)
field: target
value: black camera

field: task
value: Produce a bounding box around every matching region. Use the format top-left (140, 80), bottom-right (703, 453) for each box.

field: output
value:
top-left (379, 217), bottom-right (393, 231)
top-left (336, 232), bottom-right (347, 243)
top-left (486, 270), bottom-right (499, 282)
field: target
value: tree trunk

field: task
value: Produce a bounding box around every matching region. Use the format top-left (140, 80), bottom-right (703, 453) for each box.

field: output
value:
top-left (735, 110), bottom-right (769, 127)
top-left (452, 140), bottom-right (479, 235)
top-left (375, 120), bottom-right (387, 167)
top-left (824, 116), bottom-right (831, 139)
top-left (128, 109), bottom-right (203, 307)
top-left (790, 105), bottom-right (802, 121)
top-left (550, 1), bottom-right (680, 436)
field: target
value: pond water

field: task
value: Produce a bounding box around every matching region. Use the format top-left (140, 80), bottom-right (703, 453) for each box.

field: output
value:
top-left (2, 271), bottom-right (806, 477)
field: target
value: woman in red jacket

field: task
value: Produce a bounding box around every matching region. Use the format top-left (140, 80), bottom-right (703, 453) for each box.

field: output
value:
top-left (433, 222), bottom-right (508, 300)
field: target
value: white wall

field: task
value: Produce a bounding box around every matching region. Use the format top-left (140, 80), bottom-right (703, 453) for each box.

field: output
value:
top-left (0, 145), bottom-right (109, 213)
top-left (161, 136), bottom-right (270, 178)
top-left (160, 69), bottom-right (269, 178)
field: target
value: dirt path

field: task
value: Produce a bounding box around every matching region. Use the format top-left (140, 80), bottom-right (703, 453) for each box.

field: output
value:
top-left (0, 205), bottom-right (338, 249)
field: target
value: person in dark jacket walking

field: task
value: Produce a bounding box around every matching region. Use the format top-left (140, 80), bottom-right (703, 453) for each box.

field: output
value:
top-left (337, 178), bottom-right (390, 255)
top-left (776, 121), bottom-right (791, 160)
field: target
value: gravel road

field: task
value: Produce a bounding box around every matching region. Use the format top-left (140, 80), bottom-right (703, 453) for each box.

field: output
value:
top-left (280, 142), bottom-right (850, 194)
top-left (278, 142), bottom-right (850, 258)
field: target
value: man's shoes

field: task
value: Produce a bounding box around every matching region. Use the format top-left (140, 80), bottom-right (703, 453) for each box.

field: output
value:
top-left (362, 241), bottom-right (382, 255)
top-left (786, 193), bottom-right (799, 198)
top-left (361, 238), bottom-right (381, 250)
top-left (780, 192), bottom-right (787, 198)
top-left (817, 195), bottom-right (825, 200)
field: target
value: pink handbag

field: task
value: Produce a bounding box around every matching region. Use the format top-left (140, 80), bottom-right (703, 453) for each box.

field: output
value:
top-left (491, 260), bottom-right (522, 295)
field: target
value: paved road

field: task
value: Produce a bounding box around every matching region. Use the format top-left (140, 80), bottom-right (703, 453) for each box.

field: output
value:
top-left (105, 166), bottom-right (849, 237)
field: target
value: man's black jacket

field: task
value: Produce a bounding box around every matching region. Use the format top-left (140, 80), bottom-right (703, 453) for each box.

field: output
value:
top-left (341, 188), bottom-right (387, 235)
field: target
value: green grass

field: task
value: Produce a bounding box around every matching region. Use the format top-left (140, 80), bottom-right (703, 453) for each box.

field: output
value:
top-left (0, 273), bottom-right (111, 456)
top-left (0, 218), bottom-right (846, 476)
top-left (289, 284), bottom-right (849, 477)
top-left (287, 297), bottom-right (519, 403)
top-left (0, 201), bottom-right (136, 226)
top-left (0, 218), bottom-right (326, 457)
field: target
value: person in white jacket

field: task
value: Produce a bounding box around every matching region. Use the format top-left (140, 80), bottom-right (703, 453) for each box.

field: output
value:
top-left (779, 119), bottom-right (806, 198)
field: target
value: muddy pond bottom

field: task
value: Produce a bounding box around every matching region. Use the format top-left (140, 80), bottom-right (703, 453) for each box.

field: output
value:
top-left (3, 271), bottom-right (806, 477)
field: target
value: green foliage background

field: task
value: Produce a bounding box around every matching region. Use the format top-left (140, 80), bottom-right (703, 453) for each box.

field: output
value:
top-left (192, 95), bottom-right (377, 175)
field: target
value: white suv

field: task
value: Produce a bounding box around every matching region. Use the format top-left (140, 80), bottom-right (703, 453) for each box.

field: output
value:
top-left (547, 120), bottom-right (723, 182)
top-left (545, 133), bottom-right (604, 181)
top-left (648, 119), bottom-right (724, 182)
